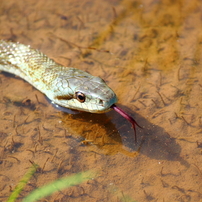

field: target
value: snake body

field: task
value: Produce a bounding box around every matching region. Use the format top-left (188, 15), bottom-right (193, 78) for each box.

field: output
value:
top-left (0, 40), bottom-right (117, 113)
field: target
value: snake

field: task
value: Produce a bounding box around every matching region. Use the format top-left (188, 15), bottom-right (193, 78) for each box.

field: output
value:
top-left (0, 40), bottom-right (141, 141)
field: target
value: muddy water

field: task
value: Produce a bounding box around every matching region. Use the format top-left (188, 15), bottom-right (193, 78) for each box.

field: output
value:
top-left (0, 0), bottom-right (202, 201)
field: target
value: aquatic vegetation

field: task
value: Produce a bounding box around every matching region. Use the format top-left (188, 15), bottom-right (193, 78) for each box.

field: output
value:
top-left (7, 164), bottom-right (137, 202)
top-left (7, 165), bottom-right (96, 202)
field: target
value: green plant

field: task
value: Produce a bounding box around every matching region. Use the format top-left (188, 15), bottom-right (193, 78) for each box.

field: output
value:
top-left (7, 164), bottom-right (96, 202)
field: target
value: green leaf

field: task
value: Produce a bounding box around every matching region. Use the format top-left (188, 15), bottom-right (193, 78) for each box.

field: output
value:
top-left (22, 170), bottom-right (96, 202)
top-left (7, 163), bottom-right (39, 202)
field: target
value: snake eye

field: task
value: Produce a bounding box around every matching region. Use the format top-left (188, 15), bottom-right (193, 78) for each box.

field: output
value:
top-left (75, 92), bottom-right (85, 103)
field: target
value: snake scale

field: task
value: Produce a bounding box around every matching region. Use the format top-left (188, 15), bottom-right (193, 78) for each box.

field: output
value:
top-left (0, 40), bottom-right (140, 141)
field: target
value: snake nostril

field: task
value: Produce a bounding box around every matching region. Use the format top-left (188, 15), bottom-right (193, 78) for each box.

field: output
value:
top-left (99, 99), bottom-right (104, 106)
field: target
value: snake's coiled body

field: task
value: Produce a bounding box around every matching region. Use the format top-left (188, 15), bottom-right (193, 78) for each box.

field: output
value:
top-left (0, 40), bottom-right (117, 113)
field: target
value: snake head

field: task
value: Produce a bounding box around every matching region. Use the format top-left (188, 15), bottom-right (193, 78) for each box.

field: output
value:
top-left (73, 76), bottom-right (118, 113)
top-left (50, 68), bottom-right (118, 113)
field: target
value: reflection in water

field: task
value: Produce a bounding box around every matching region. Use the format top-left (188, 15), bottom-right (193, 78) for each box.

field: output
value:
top-left (62, 105), bottom-right (189, 167)
top-left (62, 109), bottom-right (139, 157)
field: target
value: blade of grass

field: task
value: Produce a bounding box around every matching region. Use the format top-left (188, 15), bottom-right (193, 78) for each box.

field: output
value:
top-left (7, 163), bottom-right (39, 202)
top-left (22, 170), bottom-right (96, 202)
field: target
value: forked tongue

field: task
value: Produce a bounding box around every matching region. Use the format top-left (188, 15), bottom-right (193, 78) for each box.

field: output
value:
top-left (110, 104), bottom-right (142, 142)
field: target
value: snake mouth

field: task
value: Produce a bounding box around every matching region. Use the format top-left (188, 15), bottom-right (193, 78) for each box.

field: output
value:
top-left (110, 104), bottom-right (142, 143)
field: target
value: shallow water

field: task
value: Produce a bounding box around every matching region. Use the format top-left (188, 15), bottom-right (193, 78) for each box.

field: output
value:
top-left (0, 0), bottom-right (202, 201)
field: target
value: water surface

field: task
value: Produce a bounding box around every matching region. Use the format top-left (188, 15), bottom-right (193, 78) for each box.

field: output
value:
top-left (0, 0), bottom-right (202, 201)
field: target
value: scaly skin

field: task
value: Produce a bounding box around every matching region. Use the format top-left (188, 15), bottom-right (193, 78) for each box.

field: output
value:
top-left (0, 40), bottom-right (117, 113)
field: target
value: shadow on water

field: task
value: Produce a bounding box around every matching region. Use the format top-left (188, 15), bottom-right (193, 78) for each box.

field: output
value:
top-left (61, 104), bottom-right (189, 168)
top-left (3, 87), bottom-right (188, 168)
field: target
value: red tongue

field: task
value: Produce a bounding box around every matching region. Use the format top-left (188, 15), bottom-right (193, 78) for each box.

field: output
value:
top-left (110, 104), bottom-right (142, 142)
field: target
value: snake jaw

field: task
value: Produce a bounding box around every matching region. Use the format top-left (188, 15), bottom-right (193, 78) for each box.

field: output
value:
top-left (110, 104), bottom-right (142, 142)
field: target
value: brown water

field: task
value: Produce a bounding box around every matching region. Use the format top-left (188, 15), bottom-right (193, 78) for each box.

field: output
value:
top-left (0, 0), bottom-right (202, 201)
